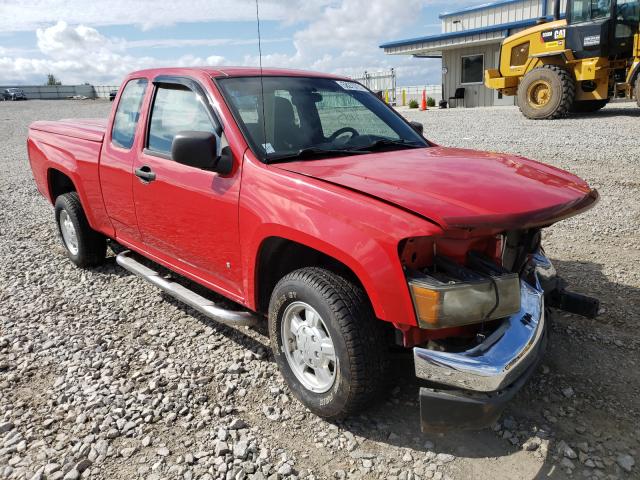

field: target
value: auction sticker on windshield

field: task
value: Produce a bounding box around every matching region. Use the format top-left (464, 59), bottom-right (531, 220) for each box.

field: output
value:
top-left (335, 81), bottom-right (368, 92)
top-left (262, 143), bottom-right (275, 154)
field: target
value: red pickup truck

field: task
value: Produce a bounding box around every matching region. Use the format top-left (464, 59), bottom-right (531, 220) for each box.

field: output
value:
top-left (27, 67), bottom-right (599, 431)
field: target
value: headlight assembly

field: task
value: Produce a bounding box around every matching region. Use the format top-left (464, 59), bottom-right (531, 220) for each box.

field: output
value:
top-left (407, 253), bottom-right (521, 329)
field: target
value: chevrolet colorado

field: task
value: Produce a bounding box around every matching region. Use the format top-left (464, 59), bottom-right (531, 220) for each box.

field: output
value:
top-left (27, 67), bottom-right (599, 431)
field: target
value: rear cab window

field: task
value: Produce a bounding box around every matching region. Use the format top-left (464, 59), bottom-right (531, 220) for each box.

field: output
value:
top-left (111, 79), bottom-right (148, 149)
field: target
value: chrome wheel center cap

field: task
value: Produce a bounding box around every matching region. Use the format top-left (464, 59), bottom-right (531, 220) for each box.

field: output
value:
top-left (297, 326), bottom-right (322, 368)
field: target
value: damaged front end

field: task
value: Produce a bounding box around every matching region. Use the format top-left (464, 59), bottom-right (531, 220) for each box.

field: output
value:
top-left (399, 230), bottom-right (598, 432)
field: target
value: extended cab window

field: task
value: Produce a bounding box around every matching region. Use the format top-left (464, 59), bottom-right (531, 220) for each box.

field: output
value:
top-left (147, 85), bottom-right (215, 155)
top-left (111, 79), bottom-right (148, 149)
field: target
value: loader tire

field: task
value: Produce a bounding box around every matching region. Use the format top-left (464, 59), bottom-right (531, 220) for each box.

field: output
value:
top-left (571, 99), bottom-right (608, 113)
top-left (518, 65), bottom-right (575, 120)
top-left (636, 76), bottom-right (640, 108)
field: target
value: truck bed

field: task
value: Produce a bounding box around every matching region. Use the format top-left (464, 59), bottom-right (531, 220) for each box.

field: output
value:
top-left (27, 118), bottom-right (113, 236)
top-left (29, 118), bottom-right (107, 143)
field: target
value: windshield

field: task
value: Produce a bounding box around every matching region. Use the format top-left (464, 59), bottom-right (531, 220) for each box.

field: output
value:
top-left (217, 76), bottom-right (428, 162)
top-left (7, 88), bottom-right (22, 93)
top-left (569, 0), bottom-right (612, 22)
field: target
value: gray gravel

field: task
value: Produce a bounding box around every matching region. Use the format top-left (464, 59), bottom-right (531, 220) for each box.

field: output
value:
top-left (1, 100), bottom-right (639, 480)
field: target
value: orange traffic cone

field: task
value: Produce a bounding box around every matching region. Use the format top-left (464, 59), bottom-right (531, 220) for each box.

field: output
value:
top-left (420, 89), bottom-right (427, 111)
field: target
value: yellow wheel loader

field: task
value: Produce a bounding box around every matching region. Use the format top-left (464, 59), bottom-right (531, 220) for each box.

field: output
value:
top-left (485, 0), bottom-right (640, 119)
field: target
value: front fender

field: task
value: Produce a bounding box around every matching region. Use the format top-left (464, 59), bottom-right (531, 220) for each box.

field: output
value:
top-left (239, 155), bottom-right (442, 326)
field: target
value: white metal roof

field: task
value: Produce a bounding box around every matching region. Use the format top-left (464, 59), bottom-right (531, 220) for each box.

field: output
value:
top-left (380, 0), bottom-right (566, 56)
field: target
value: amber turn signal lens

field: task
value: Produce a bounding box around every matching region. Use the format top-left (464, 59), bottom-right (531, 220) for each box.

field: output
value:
top-left (410, 285), bottom-right (441, 326)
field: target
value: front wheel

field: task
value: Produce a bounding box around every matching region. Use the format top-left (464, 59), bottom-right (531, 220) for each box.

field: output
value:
top-left (54, 192), bottom-right (106, 267)
top-left (268, 268), bottom-right (388, 419)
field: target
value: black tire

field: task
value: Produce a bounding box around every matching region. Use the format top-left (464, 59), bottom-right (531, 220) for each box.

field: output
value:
top-left (636, 76), bottom-right (640, 108)
top-left (54, 192), bottom-right (106, 267)
top-left (268, 267), bottom-right (389, 419)
top-left (571, 99), bottom-right (608, 113)
top-left (517, 65), bottom-right (575, 120)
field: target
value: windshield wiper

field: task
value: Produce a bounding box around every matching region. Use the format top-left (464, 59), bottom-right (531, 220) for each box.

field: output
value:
top-left (351, 139), bottom-right (425, 151)
top-left (266, 147), bottom-right (371, 163)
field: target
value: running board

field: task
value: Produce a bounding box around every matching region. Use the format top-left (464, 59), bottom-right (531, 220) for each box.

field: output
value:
top-left (116, 251), bottom-right (259, 327)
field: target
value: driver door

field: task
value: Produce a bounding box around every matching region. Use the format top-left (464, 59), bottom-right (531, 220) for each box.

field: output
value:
top-left (132, 78), bottom-right (244, 300)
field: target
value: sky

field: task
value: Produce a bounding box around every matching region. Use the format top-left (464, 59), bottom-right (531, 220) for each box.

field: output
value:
top-left (0, 0), bottom-right (480, 87)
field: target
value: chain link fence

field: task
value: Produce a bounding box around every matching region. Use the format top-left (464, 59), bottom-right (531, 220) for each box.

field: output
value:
top-left (349, 69), bottom-right (441, 106)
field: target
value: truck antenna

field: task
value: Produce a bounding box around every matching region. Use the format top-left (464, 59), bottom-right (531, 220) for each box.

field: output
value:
top-left (255, 0), bottom-right (267, 156)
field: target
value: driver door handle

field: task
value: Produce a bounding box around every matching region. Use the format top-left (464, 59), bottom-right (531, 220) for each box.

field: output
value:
top-left (135, 165), bottom-right (156, 182)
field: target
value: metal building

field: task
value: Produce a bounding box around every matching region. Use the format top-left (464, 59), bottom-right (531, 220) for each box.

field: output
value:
top-left (380, 0), bottom-right (567, 107)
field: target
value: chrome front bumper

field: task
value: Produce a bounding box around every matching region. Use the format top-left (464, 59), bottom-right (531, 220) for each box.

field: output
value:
top-left (414, 256), bottom-right (547, 393)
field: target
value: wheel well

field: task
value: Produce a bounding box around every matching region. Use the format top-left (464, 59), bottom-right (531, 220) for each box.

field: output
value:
top-left (48, 169), bottom-right (76, 203)
top-left (255, 237), bottom-right (363, 314)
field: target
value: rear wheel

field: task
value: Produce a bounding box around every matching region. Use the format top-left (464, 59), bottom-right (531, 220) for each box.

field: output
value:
top-left (55, 192), bottom-right (106, 267)
top-left (268, 267), bottom-right (388, 419)
top-left (571, 99), bottom-right (608, 113)
top-left (517, 65), bottom-right (575, 120)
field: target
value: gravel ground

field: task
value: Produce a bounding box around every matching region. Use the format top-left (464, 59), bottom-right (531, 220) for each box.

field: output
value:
top-left (1, 99), bottom-right (638, 480)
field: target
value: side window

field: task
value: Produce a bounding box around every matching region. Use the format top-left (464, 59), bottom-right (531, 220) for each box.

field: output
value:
top-left (147, 85), bottom-right (215, 156)
top-left (111, 79), bottom-right (148, 149)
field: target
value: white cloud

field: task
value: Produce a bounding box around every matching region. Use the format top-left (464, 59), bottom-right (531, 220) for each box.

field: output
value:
top-left (36, 21), bottom-right (124, 58)
top-left (295, 0), bottom-right (424, 52)
top-left (1, 21), bottom-right (227, 84)
top-left (124, 37), bottom-right (289, 49)
top-left (243, 0), bottom-right (441, 83)
top-left (0, 0), bottom-right (468, 32)
top-left (0, 0), bottom-right (330, 32)
top-left (175, 54), bottom-right (226, 67)
top-left (0, 1), bottom-right (445, 86)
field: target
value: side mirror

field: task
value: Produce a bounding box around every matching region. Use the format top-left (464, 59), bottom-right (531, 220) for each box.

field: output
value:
top-left (172, 131), bottom-right (233, 174)
top-left (409, 121), bottom-right (424, 136)
top-left (172, 131), bottom-right (216, 170)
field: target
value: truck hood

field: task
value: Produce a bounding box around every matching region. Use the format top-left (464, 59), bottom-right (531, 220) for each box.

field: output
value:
top-left (275, 146), bottom-right (598, 230)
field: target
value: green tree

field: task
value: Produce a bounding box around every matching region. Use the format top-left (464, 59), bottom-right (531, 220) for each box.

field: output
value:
top-left (46, 74), bottom-right (62, 86)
